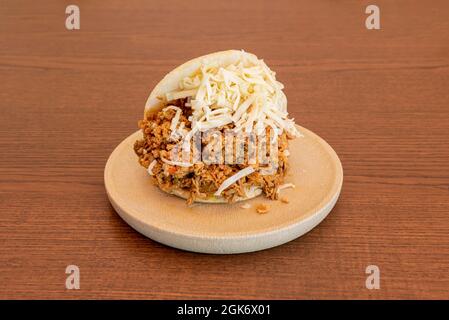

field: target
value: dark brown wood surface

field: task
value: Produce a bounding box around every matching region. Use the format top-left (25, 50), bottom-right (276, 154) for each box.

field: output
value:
top-left (1, 0), bottom-right (448, 299)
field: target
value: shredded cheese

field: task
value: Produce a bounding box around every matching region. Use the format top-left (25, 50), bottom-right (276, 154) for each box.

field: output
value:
top-left (166, 89), bottom-right (198, 101)
top-left (168, 51), bottom-right (299, 138)
top-left (214, 166), bottom-right (255, 196)
top-left (277, 183), bottom-right (296, 193)
top-left (147, 160), bottom-right (157, 176)
top-left (161, 156), bottom-right (193, 167)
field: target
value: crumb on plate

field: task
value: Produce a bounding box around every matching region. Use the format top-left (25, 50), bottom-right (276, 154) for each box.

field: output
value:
top-left (256, 204), bottom-right (270, 214)
top-left (280, 197), bottom-right (289, 204)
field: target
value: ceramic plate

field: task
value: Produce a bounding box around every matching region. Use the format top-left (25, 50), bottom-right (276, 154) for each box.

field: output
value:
top-left (105, 125), bottom-right (343, 254)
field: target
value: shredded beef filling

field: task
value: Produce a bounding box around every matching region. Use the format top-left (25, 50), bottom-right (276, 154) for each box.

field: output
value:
top-left (134, 99), bottom-right (292, 204)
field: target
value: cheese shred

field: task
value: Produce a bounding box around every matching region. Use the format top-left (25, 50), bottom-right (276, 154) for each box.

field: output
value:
top-left (214, 166), bottom-right (255, 196)
top-left (147, 160), bottom-right (157, 176)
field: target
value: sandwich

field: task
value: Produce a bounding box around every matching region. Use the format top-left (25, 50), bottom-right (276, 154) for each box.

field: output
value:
top-left (134, 50), bottom-right (299, 204)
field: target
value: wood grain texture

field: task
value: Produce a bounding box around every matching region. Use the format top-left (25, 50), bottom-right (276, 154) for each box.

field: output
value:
top-left (1, 0), bottom-right (448, 299)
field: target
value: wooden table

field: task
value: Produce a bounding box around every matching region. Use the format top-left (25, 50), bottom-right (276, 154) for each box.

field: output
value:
top-left (1, 0), bottom-right (448, 299)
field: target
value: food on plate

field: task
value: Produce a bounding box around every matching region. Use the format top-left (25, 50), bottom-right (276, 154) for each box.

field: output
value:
top-left (256, 204), bottom-right (270, 214)
top-left (134, 50), bottom-right (299, 204)
top-left (280, 197), bottom-right (289, 204)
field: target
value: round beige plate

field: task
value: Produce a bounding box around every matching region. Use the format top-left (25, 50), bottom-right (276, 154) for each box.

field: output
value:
top-left (104, 125), bottom-right (343, 254)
